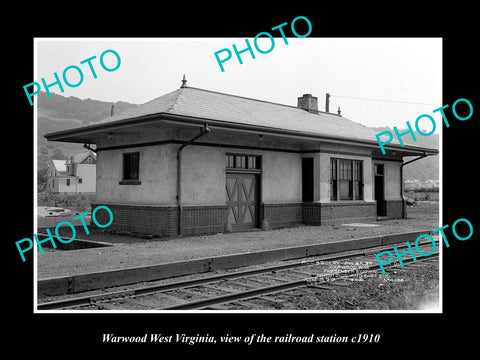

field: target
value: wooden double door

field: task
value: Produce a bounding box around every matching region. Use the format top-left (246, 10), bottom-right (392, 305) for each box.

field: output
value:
top-left (226, 173), bottom-right (259, 230)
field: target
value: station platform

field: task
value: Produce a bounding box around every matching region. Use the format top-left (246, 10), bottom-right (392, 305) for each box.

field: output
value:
top-left (36, 202), bottom-right (439, 296)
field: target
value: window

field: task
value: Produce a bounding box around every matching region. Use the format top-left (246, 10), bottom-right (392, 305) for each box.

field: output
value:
top-left (78, 178), bottom-right (83, 184)
top-left (330, 158), bottom-right (363, 201)
top-left (120, 152), bottom-right (141, 185)
top-left (375, 164), bottom-right (384, 175)
top-left (339, 159), bottom-right (352, 200)
top-left (226, 153), bottom-right (261, 170)
top-left (123, 152), bottom-right (139, 180)
top-left (237, 155), bottom-right (246, 169)
top-left (226, 154), bottom-right (235, 168)
top-left (66, 179), bottom-right (70, 186)
top-left (248, 156), bottom-right (257, 170)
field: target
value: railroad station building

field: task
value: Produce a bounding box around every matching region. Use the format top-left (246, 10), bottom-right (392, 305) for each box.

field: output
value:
top-left (45, 78), bottom-right (438, 237)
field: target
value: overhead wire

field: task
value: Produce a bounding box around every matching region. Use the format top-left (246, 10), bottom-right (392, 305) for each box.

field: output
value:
top-left (331, 94), bottom-right (440, 107)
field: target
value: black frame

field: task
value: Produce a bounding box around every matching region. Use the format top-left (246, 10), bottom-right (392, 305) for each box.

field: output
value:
top-left (302, 157), bottom-right (314, 202)
top-left (120, 152), bottom-right (141, 185)
top-left (226, 153), bottom-right (261, 172)
top-left (330, 158), bottom-right (363, 201)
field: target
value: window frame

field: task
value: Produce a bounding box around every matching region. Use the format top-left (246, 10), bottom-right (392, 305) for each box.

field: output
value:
top-left (330, 158), bottom-right (363, 201)
top-left (119, 152), bottom-right (141, 185)
top-left (226, 153), bottom-right (261, 173)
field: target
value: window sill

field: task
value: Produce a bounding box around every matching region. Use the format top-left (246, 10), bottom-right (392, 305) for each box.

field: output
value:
top-left (327, 200), bottom-right (373, 205)
top-left (226, 168), bottom-right (261, 174)
top-left (119, 180), bottom-right (141, 185)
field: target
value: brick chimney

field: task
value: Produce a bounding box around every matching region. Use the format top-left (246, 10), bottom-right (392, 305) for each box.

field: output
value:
top-left (297, 94), bottom-right (318, 113)
top-left (68, 156), bottom-right (75, 176)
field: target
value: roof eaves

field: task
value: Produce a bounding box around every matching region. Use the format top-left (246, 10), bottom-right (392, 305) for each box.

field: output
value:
top-left (159, 112), bottom-right (438, 155)
top-left (44, 104), bottom-right (438, 156)
top-left (44, 113), bottom-right (165, 141)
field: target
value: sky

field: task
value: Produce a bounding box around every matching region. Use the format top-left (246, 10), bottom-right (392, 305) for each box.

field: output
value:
top-left (35, 37), bottom-right (442, 129)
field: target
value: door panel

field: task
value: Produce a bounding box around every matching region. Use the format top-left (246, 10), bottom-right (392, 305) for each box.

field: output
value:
top-left (226, 173), bottom-right (258, 229)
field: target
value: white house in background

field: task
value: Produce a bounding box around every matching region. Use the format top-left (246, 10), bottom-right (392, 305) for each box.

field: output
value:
top-left (47, 152), bottom-right (96, 194)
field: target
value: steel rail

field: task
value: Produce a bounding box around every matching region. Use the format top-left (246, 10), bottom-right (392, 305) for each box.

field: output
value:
top-left (158, 252), bottom-right (439, 310)
top-left (38, 246), bottom-right (377, 310)
top-left (37, 241), bottom-right (438, 310)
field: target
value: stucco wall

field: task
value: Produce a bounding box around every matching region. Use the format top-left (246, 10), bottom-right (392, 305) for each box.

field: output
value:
top-left (183, 146), bottom-right (303, 205)
top-left (96, 144), bottom-right (178, 205)
top-left (181, 146), bottom-right (225, 205)
top-left (262, 151), bottom-right (302, 203)
top-left (95, 126), bottom-right (305, 206)
top-left (94, 127), bottom-right (401, 209)
top-left (96, 144), bottom-right (304, 206)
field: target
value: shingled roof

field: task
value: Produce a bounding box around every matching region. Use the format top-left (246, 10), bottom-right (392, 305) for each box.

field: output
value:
top-left (96, 86), bottom-right (380, 142)
top-left (45, 85), bottom-right (438, 155)
top-left (65, 151), bottom-right (96, 164)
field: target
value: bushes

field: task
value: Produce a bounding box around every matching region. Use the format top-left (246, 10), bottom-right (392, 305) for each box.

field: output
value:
top-left (405, 190), bottom-right (439, 201)
top-left (404, 179), bottom-right (439, 192)
top-left (38, 192), bottom-right (96, 212)
top-left (404, 180), bottom-right (439, 202)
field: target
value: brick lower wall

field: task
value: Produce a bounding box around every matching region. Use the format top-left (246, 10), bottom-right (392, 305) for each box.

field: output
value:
top-left (319, 202), bottom-right (377, 226)
top-left (262, 203), bottom-right (303, 229)
top-left (386, 200), bottom-right (404, 219)
top-left (91, 203), bottom-right (227, 237)
top-left (92, 201), bottom-right (380, 237)
top-left (263, 202), bottom-right (376, 228)
top-left (92, 204), bottom-right (178, 236)
top-left (180, 205), bottom-right (228, 235)
top-left (302, 203), bottom-right (322, 226)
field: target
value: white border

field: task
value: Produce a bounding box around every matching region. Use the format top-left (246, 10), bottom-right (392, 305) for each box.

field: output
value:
top-left (33, 37), bottom-right (443, 314)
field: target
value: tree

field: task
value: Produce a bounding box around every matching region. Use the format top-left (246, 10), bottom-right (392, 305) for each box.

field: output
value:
top-left (52, 148), bottom-right (66, 159)
top-left (37, 167), bottom-right (48, 192)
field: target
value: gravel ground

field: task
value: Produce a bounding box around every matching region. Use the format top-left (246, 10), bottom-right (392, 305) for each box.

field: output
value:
top-left (36, 201), bottom-right (439, 279)
top-left (261, 257), bottom-right (439, 310)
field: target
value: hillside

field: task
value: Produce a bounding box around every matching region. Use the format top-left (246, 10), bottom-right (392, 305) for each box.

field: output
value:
top-left (373, 127), bottom-right (439, 181)
top-left (37, 92), bottom-right (138, 171)
top-left (403, 153), bottom-right (439, 181)
top-left (37, 93), bottom-right (439, 182)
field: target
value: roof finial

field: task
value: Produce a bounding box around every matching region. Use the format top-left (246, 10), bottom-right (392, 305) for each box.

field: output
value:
top-left (337, 106), bottom-right (342, 116)
top-left (181, 74), bottom-right (187, 88)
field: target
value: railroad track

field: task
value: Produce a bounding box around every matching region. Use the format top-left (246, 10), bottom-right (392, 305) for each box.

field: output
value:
top-left (38, 241), bottom-right (439, 311)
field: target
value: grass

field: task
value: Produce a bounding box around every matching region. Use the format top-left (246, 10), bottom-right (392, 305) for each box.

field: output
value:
top-left (404, 179), bottom-right (439, 192)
